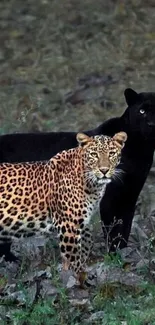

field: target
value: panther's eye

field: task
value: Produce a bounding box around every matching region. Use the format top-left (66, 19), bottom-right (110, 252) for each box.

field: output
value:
top-left (90, 152), bottom-right (98, 158)
top-left (140, 109), bottom-right (145, 114)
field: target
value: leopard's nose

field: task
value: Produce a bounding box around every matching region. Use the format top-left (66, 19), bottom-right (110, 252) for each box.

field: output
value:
top-left (100, 167), bottom-right (109, 175)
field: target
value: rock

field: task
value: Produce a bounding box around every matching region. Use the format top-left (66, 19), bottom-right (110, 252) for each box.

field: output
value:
top-left (2, 283), bottom-right (26, 305)
top-left (131, 223), bottom-right (148, 243)
top-left (40, 279), bottom-right (58, 298)
top-left (68, 287), bottom-right (89, 300)
top-left (26, 282), bottom-right (37, 305)
top-left (119, 246), bottom-right (141, 264)
top-left (84, 311), bottom-right (105, 323)
top-left (69, 298), bottom-right (90, 307)
top-left (96, 264), bottom-right (143, 287)
top-left (0, 255), bottom-right (19, 284)
top-left (66, 275), bottom-right (77, 289)
top-left (11, 236), bottom-right (48, 261)
top-left (4, 289), bottom-right (26, 305)
top-left (60, 269), bottom-right (76, 288)
top-left (119, 247), bottom-right (135, 259)
top-left (4, 283), bottom-right (16, 294)
top-left (136, 259), bottom-right (149, 269)
top-left (21, 267), bottom-right (52, 283)
top-left (36, 269), bottom-right (52, 279)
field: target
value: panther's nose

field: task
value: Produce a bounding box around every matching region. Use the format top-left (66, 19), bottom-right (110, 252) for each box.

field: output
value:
top-left (100, 167), bottom-right (109, 175)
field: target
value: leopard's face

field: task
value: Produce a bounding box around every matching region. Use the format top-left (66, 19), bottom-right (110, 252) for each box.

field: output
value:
top-left (77, 132), bottom-right (127, 184)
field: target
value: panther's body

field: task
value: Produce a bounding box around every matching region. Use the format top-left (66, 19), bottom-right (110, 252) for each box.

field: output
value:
top-left (0, 132), bottom-right (126, 275)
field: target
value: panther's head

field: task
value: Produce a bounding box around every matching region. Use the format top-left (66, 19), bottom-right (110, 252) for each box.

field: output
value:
top-left (124, 88), bottom-right (155, 140)
top-left (76, 132), bottom-right (127, 184)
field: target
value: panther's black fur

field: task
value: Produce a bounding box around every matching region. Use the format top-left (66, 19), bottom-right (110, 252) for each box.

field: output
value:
top-left (1, 88), bottom-right (155, 260)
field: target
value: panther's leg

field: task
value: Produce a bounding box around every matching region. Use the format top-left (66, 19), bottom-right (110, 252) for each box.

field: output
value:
top-left (0, 242), bottom-right (18, 262)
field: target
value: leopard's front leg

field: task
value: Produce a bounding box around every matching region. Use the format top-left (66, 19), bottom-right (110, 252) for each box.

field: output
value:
top-left (53, 212), bottom-right (92, 285)
top-left (81, 226), bottom-right (93, 267)
top-left (58, 223), bottom-right (83, 274)
top-left (59, 225), bottom-right (93, 286)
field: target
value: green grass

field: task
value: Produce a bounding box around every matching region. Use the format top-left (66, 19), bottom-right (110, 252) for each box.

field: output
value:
top-left (2, 278), bottom-right (154, 325)
top-left (1, 241), bottom-right (155, 324)
top-left (92, 282), bottom-right (155, 325)
top-left (8, 285), bottom-right (83, 325)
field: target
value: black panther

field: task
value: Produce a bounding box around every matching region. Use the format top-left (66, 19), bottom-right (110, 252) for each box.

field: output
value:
top-left (0, 88), bottom-right (155, 260)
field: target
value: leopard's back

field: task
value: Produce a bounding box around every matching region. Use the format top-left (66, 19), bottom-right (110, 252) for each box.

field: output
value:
top-left (0, 161), bottom-right (52, 242)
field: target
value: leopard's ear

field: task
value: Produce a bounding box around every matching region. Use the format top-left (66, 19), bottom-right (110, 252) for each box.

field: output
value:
top-left (124, 88), bottom-right (139, 106)
top-left (76, 133), bottom-right (92, 146)
top-left (113, 132), bottom-right (127, 149)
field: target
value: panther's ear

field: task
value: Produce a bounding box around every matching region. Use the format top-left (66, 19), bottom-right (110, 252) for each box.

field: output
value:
top-left (124, 88), bottom-right (139, 106)
top-left (76, 133), bottom-right (92, 146)
top-left (113, 132), bottom-right (127, 149)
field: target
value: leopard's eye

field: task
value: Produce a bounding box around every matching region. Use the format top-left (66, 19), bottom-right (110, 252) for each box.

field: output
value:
top-left (140, 109), bottom-right (145, 114)
top-left (109, 152), bottom-right (121, 162)
top-left (90, 152), bottom-right (98, 158)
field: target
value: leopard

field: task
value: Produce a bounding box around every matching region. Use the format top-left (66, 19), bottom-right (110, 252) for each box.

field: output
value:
top-left (0, 131), bottom-right (127, 279)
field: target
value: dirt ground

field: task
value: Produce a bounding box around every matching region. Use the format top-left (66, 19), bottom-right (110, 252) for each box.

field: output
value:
top-left (1, 0), bottom-right (155, 324)
top-left (0, 0), bottom-right (155, 134)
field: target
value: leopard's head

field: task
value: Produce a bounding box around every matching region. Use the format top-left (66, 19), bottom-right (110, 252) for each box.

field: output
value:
top-left (76, 132), bottom-right (127, 184)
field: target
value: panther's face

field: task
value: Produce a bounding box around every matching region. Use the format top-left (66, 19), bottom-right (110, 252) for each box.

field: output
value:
top-left (76, 132), bottom-right (127, 184)
top-left (125, 88), bottom-right (155, 140)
